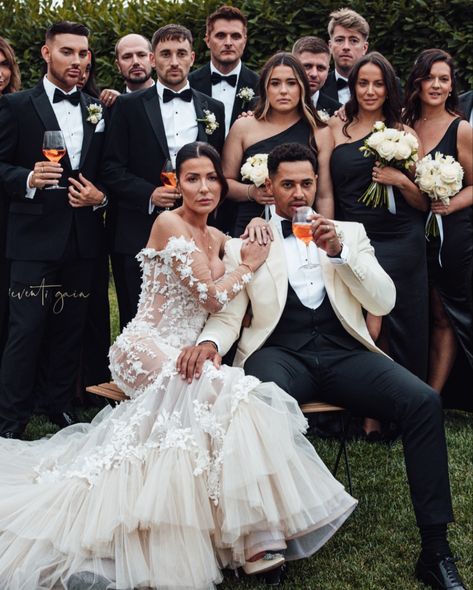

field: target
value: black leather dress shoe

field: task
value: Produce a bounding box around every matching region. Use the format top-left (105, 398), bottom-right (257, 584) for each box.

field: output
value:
top-left (260, 563), bottom-right (287, 587)
top-left (0, 431), bottom-right (22, 439)
top-left (415, 554), bottom-right (467, 589)
top-left (48, 411), bottom-right (78, 429)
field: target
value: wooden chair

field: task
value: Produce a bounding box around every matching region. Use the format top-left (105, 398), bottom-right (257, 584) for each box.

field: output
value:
top-left (86, 384), bottom-right (352, 494)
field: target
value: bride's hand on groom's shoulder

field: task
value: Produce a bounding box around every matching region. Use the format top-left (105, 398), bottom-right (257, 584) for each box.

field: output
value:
top-left (176, 342), bottom-right (221, 383)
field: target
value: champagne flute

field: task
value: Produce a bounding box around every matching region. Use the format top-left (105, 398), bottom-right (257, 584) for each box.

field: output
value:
top-left (292, 206), bottom-right (317, 269)
top-left (160, 159), bottom-right (178, 211)
top-left (42, 131), bottom-right (67, 190)
top-left (160, 159), bottom-right (177, 189)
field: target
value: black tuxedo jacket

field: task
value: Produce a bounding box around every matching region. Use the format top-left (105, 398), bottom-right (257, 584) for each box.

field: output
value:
top-left (0, 82), bottom-right (107, 261)
top-left (459, 90), bottom-right (473, 121)
top-left (189, 62), bottom-right (259, 127)
top-left (320, 70), bottom-right (404, 104)
top-left (316, 92), bottom-right (341, 116)
top-left (101, 85), bottom-right (225, 256)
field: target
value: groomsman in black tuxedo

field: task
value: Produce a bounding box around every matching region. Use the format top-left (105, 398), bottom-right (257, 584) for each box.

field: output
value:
top-left (292, 36), bottom-right (341, 117)
top-left (102, 24), bottom-right (225, 330)
top-left (320, 8), bottom-right (369, 105)
top-left (189, 5), bottom-right (259, 234)
top-left (189, 5), bottom-right (259, 135)
top-left (0, 22), bottom-right (107, 438)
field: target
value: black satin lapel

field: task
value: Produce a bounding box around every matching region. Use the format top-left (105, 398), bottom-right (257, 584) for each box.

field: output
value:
top-left (31, 85), bottom-right (73, 170)
top-left (143, 91), bottom-right (170, 159)
top-left (193, 93), bottom-right (208, 142)
top-left (78, 94), bottom-right (95, 169)
top-left (202, 64), bottom-right (212, 95)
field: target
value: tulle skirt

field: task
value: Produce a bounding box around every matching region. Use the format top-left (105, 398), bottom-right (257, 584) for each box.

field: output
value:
top-left (0, 362), bottom-right (356, 589)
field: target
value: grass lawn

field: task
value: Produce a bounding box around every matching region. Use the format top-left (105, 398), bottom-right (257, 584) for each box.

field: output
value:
top-left (22, 280), bottom-right (473, 589)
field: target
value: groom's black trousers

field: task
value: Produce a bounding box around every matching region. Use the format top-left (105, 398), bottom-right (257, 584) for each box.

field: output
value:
top-left (244, 336), bottom-right (454, 527)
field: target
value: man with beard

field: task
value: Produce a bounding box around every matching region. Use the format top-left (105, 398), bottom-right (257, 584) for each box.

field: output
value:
top-left (99, 33), bottom-right (154, 107)
top-left (0, 21), bottom-right (107, 438)
top-left (102, 24), bottom-right (225, 330)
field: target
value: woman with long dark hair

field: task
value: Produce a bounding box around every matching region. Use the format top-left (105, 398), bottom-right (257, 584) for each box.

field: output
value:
top-left (404, 49), bottom-right (472, 409)
top-left (329, 52), bottom-right (428, 437)
top-left (223, 52), bottom-right (335, 235)
top-left (0, 37), bottom-right (20, 95)
top-left (0, 142), bottom-right (355, 589)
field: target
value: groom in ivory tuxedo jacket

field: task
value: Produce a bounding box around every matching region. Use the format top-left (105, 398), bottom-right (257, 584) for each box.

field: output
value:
top-left (181, 143), bottom-right (464, 590)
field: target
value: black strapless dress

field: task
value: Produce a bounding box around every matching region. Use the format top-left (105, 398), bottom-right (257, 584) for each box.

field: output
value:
top-left (426, 118), bottom-right (473, 410)
top-left (233, 119), bottom-right (311, 236)
top-left (331, 136), bottom-right (429, 380)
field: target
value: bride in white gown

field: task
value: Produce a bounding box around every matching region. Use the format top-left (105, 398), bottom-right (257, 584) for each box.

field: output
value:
top-left (0, 142), bottom-right (356, 590)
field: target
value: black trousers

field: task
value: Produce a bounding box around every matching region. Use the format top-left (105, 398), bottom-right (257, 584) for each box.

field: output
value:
top-left (244, 336), bottom-right (454, 527)
top-left (0, 236), bottom-right (94, 434)
top-left (111, 253), bottom-right (141, 331)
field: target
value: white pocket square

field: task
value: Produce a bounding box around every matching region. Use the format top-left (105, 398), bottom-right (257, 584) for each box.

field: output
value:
top-left (94, 119), bottom-right (105, 133)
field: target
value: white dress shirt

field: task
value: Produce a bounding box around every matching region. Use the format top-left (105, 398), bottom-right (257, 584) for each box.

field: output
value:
top-left (26, 76), bottom-right (83, 198)
top-left (311, 91), bottom-right (320, 109)
top-left (210, 61), bottom-right (241, 136)
top-left (156, 80), bottom-right (198, 169)
top-left (334, 70), bottom-right (350, 105)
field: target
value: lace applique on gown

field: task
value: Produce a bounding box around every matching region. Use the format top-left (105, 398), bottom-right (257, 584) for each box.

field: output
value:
top-left (0, 236), bottom-right (356, 590)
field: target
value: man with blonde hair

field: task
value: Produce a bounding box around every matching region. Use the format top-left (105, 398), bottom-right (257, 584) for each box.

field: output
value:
top-left (321, 8), bottom-right (369, 105)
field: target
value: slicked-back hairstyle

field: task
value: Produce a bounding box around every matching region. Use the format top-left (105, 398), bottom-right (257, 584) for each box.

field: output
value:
top-left (206, 5), bottom-right (247, 35)
top-left (328, 8), bottom-right (369, 40)
top-left (45, 21), bottom-right (89, 43)
top-left (403, 49), bottom-right (460, 127)
top-left (115, 34), bottom-right (152, 59)
top-left (268, 142), bottom-right (318, 177)
top-left (176, 141), bottom-right (228, 202)
top-left (343, 52), bottom-right (402, 138)
top-left (253, 52), bottom-right (325, 154)
top-left (151, 24), bottom-right (193, 51)
top-left (0, 36), bottom-right (21, 94)
top-left (292, 36), bottom-right (330, 57)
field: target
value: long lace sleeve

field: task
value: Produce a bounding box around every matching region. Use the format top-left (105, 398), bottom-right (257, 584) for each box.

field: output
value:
top-left (158, 236), bottom-right (252, 314)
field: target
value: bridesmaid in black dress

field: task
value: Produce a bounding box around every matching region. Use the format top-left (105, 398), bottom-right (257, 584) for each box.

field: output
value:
top-left (223, 52), bottom-right (335, 236)
top-left (329, 53), bottom-right (428, 437)
top-left (404, 49), bottom-right (473, 411)
top-left (0, 37), bottom-right (21, 360)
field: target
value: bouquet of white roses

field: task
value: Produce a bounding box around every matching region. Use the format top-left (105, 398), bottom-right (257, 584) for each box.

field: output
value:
top-left (415, 152), bottom-right (464, 237)
top-left (358, 121), bottom-right (419, 211)
top-left (240, 153), bottom-right (268, 187)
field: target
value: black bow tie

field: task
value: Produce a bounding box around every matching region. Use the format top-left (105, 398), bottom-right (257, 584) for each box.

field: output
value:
top-left (53, 88), bottom-right (80, 106)
top-left (211, 72), bottom-right (238, 87)
top-left (336, 77), bottom-right (349, 91)
top-left (162, 88), bottom-right (193, 103)
top-left (281, 219), bottom-right (293, 239)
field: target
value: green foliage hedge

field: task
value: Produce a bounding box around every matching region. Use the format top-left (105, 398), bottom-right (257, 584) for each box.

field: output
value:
top-left (0, 0), bottom-right (471, 92)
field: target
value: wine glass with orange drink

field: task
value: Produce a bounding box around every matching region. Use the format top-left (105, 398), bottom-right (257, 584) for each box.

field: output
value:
top-left (292, 206), bottom-right (316, 269)
top-left (42, 131), bottom-right (67, 190)
top-left (160, 159), bottom-right (178, 210)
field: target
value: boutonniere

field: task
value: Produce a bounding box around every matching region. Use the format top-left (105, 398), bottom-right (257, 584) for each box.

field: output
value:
top-left (86, 103), bottom-right (103, 125)
top-left (196, 109), bottom-right (219, 135)
top-left (317, 109), bottom-right (330, 123)
top-left (236, 87), bottom-right (255, 107)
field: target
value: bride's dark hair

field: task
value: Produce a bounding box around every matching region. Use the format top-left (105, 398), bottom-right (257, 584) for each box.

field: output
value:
top-left (176, 142), bottom-right (229, 200)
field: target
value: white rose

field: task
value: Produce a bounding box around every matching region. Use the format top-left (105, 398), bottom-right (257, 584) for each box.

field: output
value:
top-left (404, 132), bottom-right (418, 150)
top-left (377, 139), bottom-right (397, 161)
top-left (366, 131), bottom-right (385, 150)
top-left (252, 166), bottom-right (268, 187)
top-left (393, 138), bottom-right (412, 161)
top-left (382, 128), bottom-right (400, 141)
top-left (373, 121), bottom-right (385, 131)
top-left (434, 183), bottom-right (452, 199)
top-left (418, 172), bottom-right (436, 193)
top-left (440, 163), bottom-right (463, 185)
